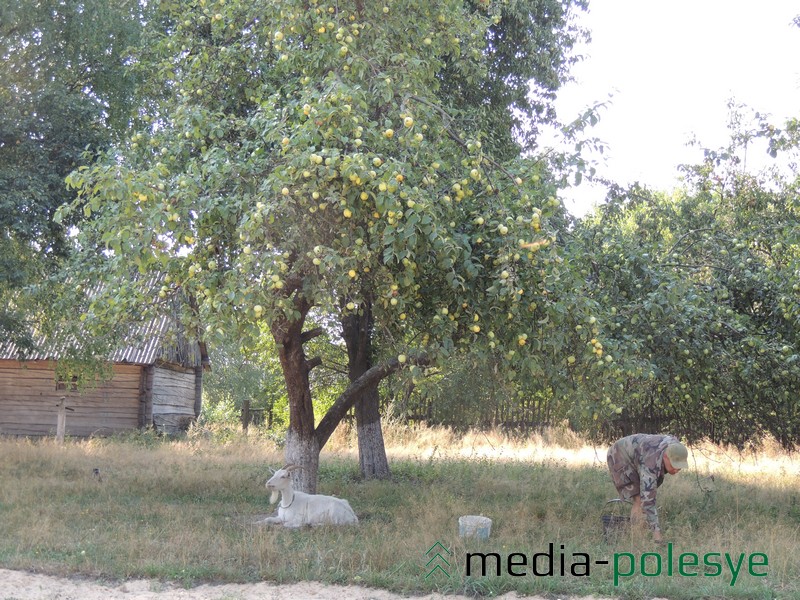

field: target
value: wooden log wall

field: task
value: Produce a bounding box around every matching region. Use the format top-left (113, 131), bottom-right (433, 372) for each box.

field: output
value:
top-left (139, 365), bottom-right (154, 428)
top-left (0, 360), bottom-right (142, 436)
top-left (151, 365), bottom-right (197, 434)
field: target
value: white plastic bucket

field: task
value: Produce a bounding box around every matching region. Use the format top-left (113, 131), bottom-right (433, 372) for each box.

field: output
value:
top-left (458, 515), bottom-right (492, 539)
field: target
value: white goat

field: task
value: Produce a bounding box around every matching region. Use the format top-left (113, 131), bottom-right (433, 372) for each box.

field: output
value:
top-left (259, 465), bottom-right (358, 528)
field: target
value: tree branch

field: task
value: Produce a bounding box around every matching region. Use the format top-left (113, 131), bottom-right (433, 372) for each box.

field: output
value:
top-left (661, 228), bottom-right (715, 260)
top-left (409, 94), bottom-right (522, 186)
top-left (660, 263), bottom-right (732, 273)
top-left (314, 353), bottom-right (431, 448)
top-left (301, 327), bottom-right (325, 344)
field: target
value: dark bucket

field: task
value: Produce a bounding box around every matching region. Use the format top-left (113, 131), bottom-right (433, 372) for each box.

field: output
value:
top-left (601, 499), bottom-right (631, 541)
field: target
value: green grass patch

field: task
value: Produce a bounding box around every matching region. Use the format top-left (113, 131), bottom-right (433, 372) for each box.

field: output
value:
top-left (0, 431), bottom-right (797, 599)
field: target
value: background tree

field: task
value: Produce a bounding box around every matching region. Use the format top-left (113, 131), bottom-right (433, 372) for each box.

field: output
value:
top-left (0, 0), bottom-right (143, 350)
top-left (203, 314), bottom-right (350, 434)
top-left (201, 335), bottom-right (286, 431)
top-left (438, 0), bottom-right (589, 160)
top-left (574, 108), bottom-right (800, 447)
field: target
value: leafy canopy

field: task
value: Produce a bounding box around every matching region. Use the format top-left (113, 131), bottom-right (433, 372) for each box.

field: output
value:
top-left (61, 0), bottom-right (607, 401)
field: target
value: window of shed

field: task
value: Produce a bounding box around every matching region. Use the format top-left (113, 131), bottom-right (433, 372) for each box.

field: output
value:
top-left (56, 375), bottom-right (79, 392)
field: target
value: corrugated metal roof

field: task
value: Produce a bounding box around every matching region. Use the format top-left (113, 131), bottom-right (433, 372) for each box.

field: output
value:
top-left (0, 313), bottom-right (177, 365)
top-left (0, 276), bottom-right (207, 368)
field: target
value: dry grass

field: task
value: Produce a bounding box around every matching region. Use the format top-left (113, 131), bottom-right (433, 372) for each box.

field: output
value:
top-left (0, 425), bottom-right (798, 599)
top-left (326, 421), bottom-right (613, 478)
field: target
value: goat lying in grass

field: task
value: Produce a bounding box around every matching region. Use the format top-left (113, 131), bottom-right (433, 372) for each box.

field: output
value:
top-left (259, 464), bottom-right (359, 528)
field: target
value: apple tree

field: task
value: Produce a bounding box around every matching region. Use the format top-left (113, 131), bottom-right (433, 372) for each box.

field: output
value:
top-left (61, 0), bottom-right (608, 490)
top-left (575, 109), bottom-right (800, 447)
top-left (336, 0), bottom-right (591, 477)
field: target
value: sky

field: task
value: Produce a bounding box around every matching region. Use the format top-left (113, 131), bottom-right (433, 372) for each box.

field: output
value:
top-left (549, 0), bottom-right (800, 217)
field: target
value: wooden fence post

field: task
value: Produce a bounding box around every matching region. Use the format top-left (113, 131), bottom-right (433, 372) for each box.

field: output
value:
top-left (242, 399), bottom-right (251, 433)
top-left (56, 396), bottom-right (67, 444)
top-left (55, 396), bottom-right (75, 444)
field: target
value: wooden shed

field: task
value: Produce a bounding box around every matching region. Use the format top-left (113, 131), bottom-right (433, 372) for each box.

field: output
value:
top-left (0, 315), bottom-right (209, 437)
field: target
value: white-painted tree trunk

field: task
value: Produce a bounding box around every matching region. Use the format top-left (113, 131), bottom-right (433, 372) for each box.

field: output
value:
top-left (285, 429), bottom-right (320, 494)
top-left (357, 417), bottom-right (390, 479)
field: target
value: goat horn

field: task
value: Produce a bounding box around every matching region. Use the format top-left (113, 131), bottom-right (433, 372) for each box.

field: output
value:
top-left (285, 464), bottom-right (304, 472)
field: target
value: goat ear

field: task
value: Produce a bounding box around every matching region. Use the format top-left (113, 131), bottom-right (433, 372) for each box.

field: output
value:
top-left (268, 467), bottom-right (276, 475)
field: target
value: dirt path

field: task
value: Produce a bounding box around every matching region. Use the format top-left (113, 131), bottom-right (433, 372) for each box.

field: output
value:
top-left (0, 568), bottom-right (625, 600)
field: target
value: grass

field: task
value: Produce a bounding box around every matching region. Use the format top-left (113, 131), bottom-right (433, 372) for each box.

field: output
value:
top-left (0, 424), bottom-right (798, 599)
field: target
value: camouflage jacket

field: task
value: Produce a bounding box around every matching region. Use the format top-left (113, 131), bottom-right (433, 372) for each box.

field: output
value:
top-left (607, 433), bottom-right (679, 531)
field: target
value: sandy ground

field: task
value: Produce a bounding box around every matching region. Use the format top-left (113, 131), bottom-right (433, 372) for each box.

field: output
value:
top-left (0, 568), bottom-right (628, 600)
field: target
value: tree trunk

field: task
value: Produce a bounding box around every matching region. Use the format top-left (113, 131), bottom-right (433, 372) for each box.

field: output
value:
top-left (286, 427), bottom-right (320, 493)
top-left (267, 287), bottom-right (424, 492)
top-left (271, 306), bottom-right (320, 493)
top-left (355, 384), bottom-right (390, 479)
top-left (342, 300), bottom-right (390, 480)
